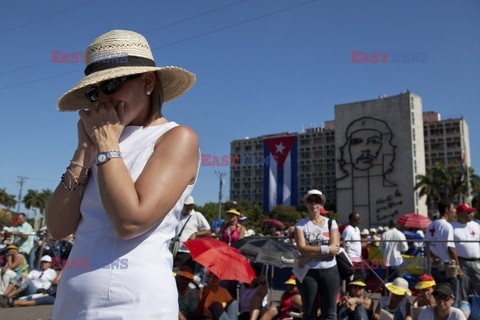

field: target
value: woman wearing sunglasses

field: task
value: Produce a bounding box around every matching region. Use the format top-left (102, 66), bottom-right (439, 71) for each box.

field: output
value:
top-left (46, 30), bottom-right (199, 319)
top-left (293, 189), bottom-right (341, 320)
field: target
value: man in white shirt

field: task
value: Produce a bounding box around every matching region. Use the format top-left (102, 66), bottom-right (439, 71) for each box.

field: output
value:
top-left (379, 220), bottom-right (408, 282)
top-left (2, 255), bottom-right (57, 300)
top-left (6, 214), bottom-right (34, 258)
top-left (425, 200), bottom-right (463, 307)
top-left (342, 212), bottom-right (364, 280)
top-left (452, 203), bottom-right (480, 297)
top-left (174, 196), bottom-right (211, 270)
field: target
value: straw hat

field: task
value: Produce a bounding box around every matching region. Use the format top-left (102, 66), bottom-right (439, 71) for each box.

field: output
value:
top-left (57, 30), bottom-right (195, 111)
top-left (385, 277), bottom-right (412, 296)
top-left (415, 274), bottom-right (436, 290)
top-left (6, 244), bottom-right (19, 251)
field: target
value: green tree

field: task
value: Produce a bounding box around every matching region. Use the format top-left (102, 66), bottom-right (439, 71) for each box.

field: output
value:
top-left (0, 188), bottom-right (17, 209)
top-left (23, 189), bottom-right (52, 230)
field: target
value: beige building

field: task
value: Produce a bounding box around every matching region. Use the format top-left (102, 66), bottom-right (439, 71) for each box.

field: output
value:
top-left (230, 93), bottom-right (471, 226)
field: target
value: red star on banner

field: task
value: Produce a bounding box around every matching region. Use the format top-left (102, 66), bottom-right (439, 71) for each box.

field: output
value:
top-left (471, 231), bottom-right (476, 237)
top-left (429, 227), bottom-right (436, 237)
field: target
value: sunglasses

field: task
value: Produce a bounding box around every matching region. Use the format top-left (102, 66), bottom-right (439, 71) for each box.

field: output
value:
top-left (306, 197), bottom-right (323, 204)
top-left (85, 74), bottom-right (142, 103)
top-left (433, 293), bottom-right (452, 301)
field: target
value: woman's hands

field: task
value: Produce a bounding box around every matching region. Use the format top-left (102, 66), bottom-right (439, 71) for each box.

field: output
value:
top-left (78, 100), bottom-right (126, 152)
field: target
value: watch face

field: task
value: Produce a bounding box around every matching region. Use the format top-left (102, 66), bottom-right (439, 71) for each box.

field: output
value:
top-left (97, 154), bottom-right (107, 162)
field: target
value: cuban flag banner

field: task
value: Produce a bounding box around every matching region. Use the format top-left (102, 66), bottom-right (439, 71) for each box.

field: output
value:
top-left (263, 136), bottom-right (298, 212)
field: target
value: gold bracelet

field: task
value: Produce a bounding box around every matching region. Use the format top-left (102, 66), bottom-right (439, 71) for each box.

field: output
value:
top-left (70, 160), bottom-right (91, 170)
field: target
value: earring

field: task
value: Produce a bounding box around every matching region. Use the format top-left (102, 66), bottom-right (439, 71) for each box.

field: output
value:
top-left (146, 91), bottom-right (151, 95)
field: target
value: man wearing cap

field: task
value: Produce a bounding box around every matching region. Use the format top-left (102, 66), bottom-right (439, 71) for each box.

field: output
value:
top-left (425, 200), bottom-right (463, 307)
top-left (5, 213), bottom-right (34, 259)
top-left (418, 283), bottom-right (466, 320)
top-left (452, 203), bottom-right (480, 297)
top-left (338, 277), bottom-right (373, 320)
top-left (174, 196), bottom-right (211, 270)
top-left (1, 255), bottom-right (56, 303)
top-left (342, 212), bottom-right (365, 280)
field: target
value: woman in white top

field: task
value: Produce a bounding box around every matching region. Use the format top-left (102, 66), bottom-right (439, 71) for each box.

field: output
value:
top-left (46, 30), bottom-right (199, 319)
top-left (294, 189), bottom-right (340, 320)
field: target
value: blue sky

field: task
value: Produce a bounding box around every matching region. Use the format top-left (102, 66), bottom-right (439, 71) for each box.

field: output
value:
top-left (0, 0), bottom-right (479, 215)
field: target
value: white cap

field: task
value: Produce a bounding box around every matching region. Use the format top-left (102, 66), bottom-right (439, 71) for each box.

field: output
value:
top-left (369, 228), bottom-right (377, 234)
top-left (238, 215), bottom-right (247, 221)
top-left (416, 230), bottom-right (424, 238)
top-left (184, 196), bottom-right (194, 205)
top-left (377, 226), bottom-right (384, 232)
top-left (40, 255), bottom-right (52, 262)
top-left (247, 229), bottom-right (256, 236)
top-left (361, 229), bottom-right (369, 235)
top-left (302, 189), bottom-right (326, 205)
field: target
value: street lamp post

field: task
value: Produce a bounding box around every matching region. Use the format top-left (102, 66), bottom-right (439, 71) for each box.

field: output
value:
top-left (215, 171), bottom-right (225, 221)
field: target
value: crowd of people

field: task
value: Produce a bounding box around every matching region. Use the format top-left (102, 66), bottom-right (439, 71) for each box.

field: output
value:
top-left (0, 189), bottom-right (479, 319)
top-left (167, 191), bottom-right (480, 319)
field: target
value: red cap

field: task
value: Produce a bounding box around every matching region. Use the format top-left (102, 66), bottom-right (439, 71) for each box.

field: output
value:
top-left (418, 274), bottom-right (435, 282)
top-left (457, 203), bottom-right (476, 214)
top-left (320, 208), bottom-right (329, 215)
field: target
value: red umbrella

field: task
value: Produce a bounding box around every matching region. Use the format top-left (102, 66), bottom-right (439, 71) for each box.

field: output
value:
top-left (264, 219), bottom-right (285, 229)
top-left (184, 238), bottom-right (255, 284)
top-left (397, 213), bottom-right (432, 229)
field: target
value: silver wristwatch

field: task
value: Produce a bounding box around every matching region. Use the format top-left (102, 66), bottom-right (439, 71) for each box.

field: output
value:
top-left (95, 151), bottom-right (122, 166)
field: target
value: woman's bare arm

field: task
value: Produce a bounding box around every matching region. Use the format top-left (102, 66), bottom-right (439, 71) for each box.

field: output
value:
top-left (96, 126), bottom-right (199, 239)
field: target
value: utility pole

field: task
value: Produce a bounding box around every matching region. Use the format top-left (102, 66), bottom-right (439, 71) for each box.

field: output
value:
top-left (215, 171), bottom-right (226, 221)
top-left (16, 176), bottom-right (28, 214)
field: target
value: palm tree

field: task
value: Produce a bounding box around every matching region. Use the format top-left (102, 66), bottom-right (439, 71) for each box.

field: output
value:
top-left (0, 188), bottom-right (17, 209)
top-left (23, 189), bottom-right (52, 230)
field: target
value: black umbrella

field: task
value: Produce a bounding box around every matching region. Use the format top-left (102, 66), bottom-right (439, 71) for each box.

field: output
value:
top-left (232, 237), bottom-right (297, 268)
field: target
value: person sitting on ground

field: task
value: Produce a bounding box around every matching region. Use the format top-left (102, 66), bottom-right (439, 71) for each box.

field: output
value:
top-left (10, 270), bottom-right (62, 308)
top-left (260, 275), bottom-right (302, 320)
top-left (418, 283), bottom-right (466, 320)
top-left (1, 255), bottom-right (56, 304)
top-left (0, 263), bottom-right (16, 295)
top-left (374, 277), bottom-right (412, 320)
top-left (238, 265), bottom-right (267, 320)
top-left (338, 277), bottom-right (374, 320)
top-left (413, 275), bottom-right (436, 308)
top-left (176, 266), bottom-right (199, 320)
top-left (3, 244), bottom-right (28, 277)
top-left (460, 295), bottom-right (480, 320)
top-left (192, 271), bottom-right (238, 320)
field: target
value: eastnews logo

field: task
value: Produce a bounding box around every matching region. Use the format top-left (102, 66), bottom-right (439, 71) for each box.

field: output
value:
top-left (51, 258), bottom-right (128, 269)
top-left (351, 51), bottom-right (429, 63)
top-left (201, 153), bottom-right (278, 167)
top-left (51, 51), bottom-right (129, 64)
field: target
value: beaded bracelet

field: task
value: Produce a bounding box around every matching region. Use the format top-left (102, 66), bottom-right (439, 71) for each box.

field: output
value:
top-left (70, 160), bottom-right (91, 172)
top-left (60, 166), bottom-right (89, 191)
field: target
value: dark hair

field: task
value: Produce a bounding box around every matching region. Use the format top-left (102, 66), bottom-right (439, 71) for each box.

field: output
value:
top-left (349, 212), bottom-right (360, 221)
top-left (18, 213), bottom-right (27, 219)
top-left (437, 200), bottom-right (453, 217)
top-left (388, 220), bottom-right (396, 229)
top-left (144, 72), bottom-right (164, 125)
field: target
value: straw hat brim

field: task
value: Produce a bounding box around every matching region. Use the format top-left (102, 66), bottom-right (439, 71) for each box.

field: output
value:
top-left (385, 283), bottom-right (412, 296)
top-left (57, 66), bottom-right (195, 111)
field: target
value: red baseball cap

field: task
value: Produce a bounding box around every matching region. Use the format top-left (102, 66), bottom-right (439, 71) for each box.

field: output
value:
top-left (457, 203), bottom-right (476, 214)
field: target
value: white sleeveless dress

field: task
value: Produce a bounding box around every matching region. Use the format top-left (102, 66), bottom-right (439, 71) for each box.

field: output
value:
top-left (52, 121), bottom-right (199, 320)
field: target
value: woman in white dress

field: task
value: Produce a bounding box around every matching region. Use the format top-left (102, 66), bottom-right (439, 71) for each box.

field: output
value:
top-left (46, 30), bottom-right (199, 319)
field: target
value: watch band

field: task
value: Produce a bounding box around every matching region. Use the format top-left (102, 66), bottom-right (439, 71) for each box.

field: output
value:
top-left (95, 151), bottom-right (122, 166)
